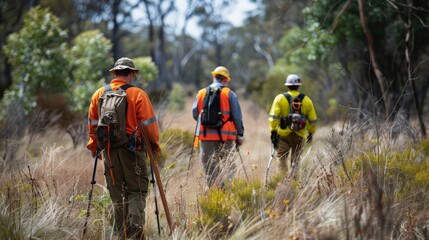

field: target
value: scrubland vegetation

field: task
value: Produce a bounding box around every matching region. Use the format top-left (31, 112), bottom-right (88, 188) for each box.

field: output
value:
top-left (1, 102), bottom-right (428, 240)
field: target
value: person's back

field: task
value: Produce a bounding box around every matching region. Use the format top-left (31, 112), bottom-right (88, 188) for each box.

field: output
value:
top-left (268, 74), bottom-right (317, 172)
top-left (86, 57), bottom-right (160, 239)
top-left (191, 66), bottom-right (244, 187)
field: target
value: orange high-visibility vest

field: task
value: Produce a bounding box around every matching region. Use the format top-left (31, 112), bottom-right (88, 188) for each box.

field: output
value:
top-left (196, 87), bottom-right (237, 141)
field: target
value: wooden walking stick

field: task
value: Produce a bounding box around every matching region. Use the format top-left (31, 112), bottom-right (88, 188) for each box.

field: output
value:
top-left (138, 124), bottom-right (174, 234)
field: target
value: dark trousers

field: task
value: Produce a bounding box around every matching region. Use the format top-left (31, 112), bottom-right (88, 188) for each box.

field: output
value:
top-left (102, 148), bottom-right (149, 235)
top-left (200, 140), bottom-right (236, 188)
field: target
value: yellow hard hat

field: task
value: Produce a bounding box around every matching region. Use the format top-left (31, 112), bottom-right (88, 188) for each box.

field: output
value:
top-left (211, 66), bottom-right (231, 82)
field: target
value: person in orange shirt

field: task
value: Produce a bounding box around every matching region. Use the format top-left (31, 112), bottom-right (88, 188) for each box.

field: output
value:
top-left (87, 57), bottom-right (160, 238)
top-left (192, 66), bottom-right (244, 188)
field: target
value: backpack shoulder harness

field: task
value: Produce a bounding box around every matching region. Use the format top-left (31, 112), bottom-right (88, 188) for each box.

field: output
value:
top-left (96, 84), bottom-right (133, 149)
top-left (280, 93), bottom-right (306, 131)
top-left (200, 86), bottom-right (230, 143)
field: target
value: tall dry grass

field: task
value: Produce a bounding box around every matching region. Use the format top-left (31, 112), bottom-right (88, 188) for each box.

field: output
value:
top-left (0, 97), bottom-right (428, 239)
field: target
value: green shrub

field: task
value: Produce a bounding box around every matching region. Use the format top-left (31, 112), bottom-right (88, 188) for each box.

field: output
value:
top-left (225, 179), bottom-right (265, 217)
top-left (343, 140), bottom-right (429, 204)
top-left (167, 83), bottom-right (186, 111)
top-left (69, 30), bottom-right (112, 114)
top-left (160, 129), bottom-right (194, 151)
top-left (2, 7), bottom-right (69, 115)
top-left (199, 187), bottom-right (233, 233)
top-left (158, 128), bottom-right (194, 168)
top-left (198, 176), bottom-right (283, 236)
top-left (133, 57), bottom-right (158, 88)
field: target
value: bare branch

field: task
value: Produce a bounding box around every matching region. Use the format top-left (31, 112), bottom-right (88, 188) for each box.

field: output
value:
top-left (253, 37), bottom-right (274, 68)
top-left (331, 0), bottom-right (351, 32)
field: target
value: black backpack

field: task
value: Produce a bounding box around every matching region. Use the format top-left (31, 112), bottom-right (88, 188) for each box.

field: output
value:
top-left (200, 86), bottom-right (227, 141)
top-left (96, 84), bottom-right (133, 149)
top-left (280, 93), bottom-right (307, 131)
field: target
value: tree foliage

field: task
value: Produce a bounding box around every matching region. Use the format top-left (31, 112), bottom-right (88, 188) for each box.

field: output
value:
top-left (3, 7), bottom-right (69, 114)
top-left (1, 7), bottom-right (155, 116)
top-left (259, 0), bottom-right (429, 128)
top-left (69, 29), bottom-right (113, 114)
top-left (133, 56), bottom-right (159, 89)
top-left (303, 0), bottom-right (429, 122)
top-left (1, 0), bottom-right (428, 132)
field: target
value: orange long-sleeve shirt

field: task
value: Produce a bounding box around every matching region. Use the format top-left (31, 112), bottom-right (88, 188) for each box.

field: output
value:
top-left (87, 78), bottom-right (160, 152)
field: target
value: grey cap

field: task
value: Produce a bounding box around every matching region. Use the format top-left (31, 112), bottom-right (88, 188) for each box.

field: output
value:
top-left (109, 57), bottom-right (139, 73)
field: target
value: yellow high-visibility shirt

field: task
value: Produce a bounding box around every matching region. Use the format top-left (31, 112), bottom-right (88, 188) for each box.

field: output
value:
top-left (268, 90), bottom-right (318, 138)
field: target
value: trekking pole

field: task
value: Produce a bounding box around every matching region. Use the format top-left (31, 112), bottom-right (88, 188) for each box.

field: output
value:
top-left (236, 147), bottom-right (250, 182)
top-left (187, 114), bottom-right (201, 180)
top-left (149, 162), bottom-right (161, 235)
top-left (82, 149), bottom-right (100, 239)
top-left (264, 146), bottom-right (275, 190)
top-left (138, 123), bottom-right (174, 235)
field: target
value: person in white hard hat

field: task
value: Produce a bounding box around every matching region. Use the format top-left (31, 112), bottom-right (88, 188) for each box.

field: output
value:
top-left (268, 74), bottom-right (318, 174)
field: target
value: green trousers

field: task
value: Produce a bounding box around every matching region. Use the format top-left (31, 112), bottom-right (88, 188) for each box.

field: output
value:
top-left (276, 132), bottom-right (304, 172)
top-left (103, 147), bottom-right (149, 235)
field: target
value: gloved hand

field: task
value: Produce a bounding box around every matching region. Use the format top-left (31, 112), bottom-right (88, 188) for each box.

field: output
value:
top-left (307, 134), bottom-right (313, 144)
top-left (236, 135), bottom-right (244, 147)
top-left (270, 131), bottom-right (278, 149)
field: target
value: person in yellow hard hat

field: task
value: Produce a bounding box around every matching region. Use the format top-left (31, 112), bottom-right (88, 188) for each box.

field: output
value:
top-left (192, 66), bottom-right (245, 188)
top-left (268, 74), bottom-right (317, 173)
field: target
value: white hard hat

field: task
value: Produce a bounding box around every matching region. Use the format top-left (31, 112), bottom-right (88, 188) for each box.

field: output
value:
top-left (284, 74), bottom-right (302, 86)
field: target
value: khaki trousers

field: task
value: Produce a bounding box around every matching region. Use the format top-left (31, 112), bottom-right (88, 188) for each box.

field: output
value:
top-left (276, 132), bottom-right (304, 172)
top-left (102, 148), bottom-right (149, 235)
top-left (200, 140), bottom-right (236, 188)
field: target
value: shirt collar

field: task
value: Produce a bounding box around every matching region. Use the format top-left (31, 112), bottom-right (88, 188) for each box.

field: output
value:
top-left (111, 78), bottom-right (129, 85)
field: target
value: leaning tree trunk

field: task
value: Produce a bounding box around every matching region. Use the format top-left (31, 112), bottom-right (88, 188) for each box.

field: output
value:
top-left (358, 0), bottom-right (389, 119)
top-left (405, 0), bottom-right (427, 138)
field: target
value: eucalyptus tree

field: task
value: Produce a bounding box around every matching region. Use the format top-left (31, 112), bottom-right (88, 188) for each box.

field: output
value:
top-left (141, 0), bottom-right (175, 90)
top-left (194, 0), bottom-right (233, 66)
top-left (71, 0), bottom-right (141, 60)
top-left (172, 0), bottom-right (204, 84)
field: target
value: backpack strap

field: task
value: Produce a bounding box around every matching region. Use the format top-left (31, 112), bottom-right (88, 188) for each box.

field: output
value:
top-left (104, 84), bottom-right (133, 92)
top-left (283, 93), bottom-right (293, 113)
top-left (215, 86), bottom-right (226, 144)
top-left (104, 84), bottom-right (112, 92)
top-left (283, 93), bottom-right (305, 113)
top-left (202, 85), bottom-right (226, 144)
top-left (119, 84), bottom-right (133, 91)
